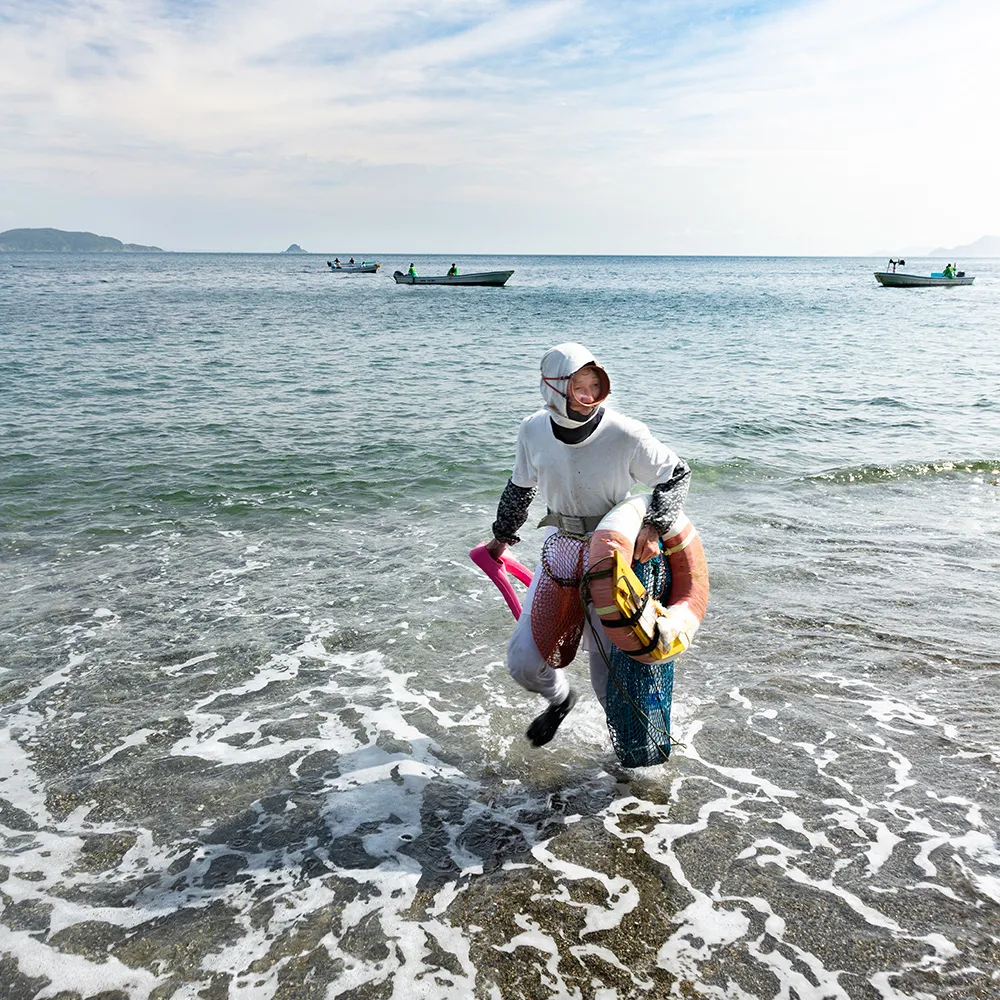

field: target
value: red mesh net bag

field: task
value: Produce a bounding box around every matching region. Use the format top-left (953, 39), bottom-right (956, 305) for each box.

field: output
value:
top-left (530, 533), bottom-right (589, 669)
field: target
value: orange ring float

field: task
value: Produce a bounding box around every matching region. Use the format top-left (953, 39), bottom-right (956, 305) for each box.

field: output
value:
top-left (587, 496), bottom-right (709, 662)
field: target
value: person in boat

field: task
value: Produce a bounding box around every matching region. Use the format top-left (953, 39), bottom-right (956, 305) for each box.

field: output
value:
top-left (349, 258), bottom-right (355, 264)
top-left (333, 258), bottom-right (342, 269)
top-left (484, 343), bottom-right (691, 747)
top-left (408, 263), bottom-right (417, 277)
top-left (447, 263), bottom-right (459, 276)
top-left (943, 262), bottom-right (956, 278)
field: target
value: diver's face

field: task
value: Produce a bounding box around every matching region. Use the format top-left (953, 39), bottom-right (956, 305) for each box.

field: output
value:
top-left (567, 367), bottom-right (603, 416)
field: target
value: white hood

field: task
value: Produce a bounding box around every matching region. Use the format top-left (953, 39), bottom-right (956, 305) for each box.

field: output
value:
top-left (539, 342), bottom-right (611, 428)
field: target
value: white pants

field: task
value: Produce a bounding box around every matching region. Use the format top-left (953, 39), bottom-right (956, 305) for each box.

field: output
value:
top-left (507, 557), bottom-right (610, 708)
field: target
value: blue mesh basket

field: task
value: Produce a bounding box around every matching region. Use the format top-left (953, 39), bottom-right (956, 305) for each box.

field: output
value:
top-left (603, 554), bottom-right (676, 767)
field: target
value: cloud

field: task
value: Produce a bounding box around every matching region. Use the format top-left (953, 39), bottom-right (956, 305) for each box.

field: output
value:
top-left (1, 0), bottom-right (998, 251)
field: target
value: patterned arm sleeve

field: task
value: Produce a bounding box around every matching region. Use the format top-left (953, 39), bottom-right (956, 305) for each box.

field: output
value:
top-left (643, 459), bottom-right (691, 537)
top-left (491, 479), bottom-right (536, 545)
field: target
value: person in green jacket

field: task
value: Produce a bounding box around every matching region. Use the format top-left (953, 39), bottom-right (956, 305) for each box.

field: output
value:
top-left (447, 263), bottom-right (458, 276)
top-left (408, 263), bottom-right (417, 277)
top-left (943, 262), bottom-right (956, 279)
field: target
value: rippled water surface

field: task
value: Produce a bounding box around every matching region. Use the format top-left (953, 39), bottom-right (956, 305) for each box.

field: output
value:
top-left (2, 252), bottom-right (999, 999)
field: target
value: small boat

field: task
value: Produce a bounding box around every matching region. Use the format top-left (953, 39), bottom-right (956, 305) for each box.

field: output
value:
top-left (327, 261), bottom-right (380, 273)
top-left (874, 271), bottom-right (975, 287)
top-left (392, 269), bottom-right (514, 287)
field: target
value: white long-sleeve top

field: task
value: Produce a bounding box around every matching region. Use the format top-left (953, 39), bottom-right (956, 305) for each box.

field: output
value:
top-left (510, 408), bottom-right (680, 518)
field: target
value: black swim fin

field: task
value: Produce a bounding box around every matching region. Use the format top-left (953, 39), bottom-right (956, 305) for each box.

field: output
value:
top-left (526, 690), bottom-right (578, 747)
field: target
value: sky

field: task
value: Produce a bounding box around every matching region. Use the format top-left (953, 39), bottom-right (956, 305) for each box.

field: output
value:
top-left (2, 0), bottom-right (999, 254)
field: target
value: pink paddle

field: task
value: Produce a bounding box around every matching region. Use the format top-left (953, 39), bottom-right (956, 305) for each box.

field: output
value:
top-left (469, 544), bottom-right (533, 619)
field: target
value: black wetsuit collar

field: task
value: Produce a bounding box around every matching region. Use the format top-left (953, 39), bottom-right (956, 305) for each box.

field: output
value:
top-left (550, 407), bottom-right (604, 444)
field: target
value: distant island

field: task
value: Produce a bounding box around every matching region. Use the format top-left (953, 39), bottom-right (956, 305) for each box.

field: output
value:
top-left (927, 234), bottom-right (1000, 257)
top-left (0, 228), bottom-right (164, 252)
top-left (872, 234), bottom-right (1000, 258)
top-left (282, 244), bottom-right (308, 253)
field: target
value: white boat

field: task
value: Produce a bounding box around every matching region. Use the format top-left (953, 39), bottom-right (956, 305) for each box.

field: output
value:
top-left (327, 261), bottom-right (380, 273)
top-left (392, 269), bottom-right (514, 287)
top-left (874, 271), bottom-right (974, 287)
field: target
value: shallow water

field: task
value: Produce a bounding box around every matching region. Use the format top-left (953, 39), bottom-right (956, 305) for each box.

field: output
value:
top-left (1, 252), bottom-right (999, 999)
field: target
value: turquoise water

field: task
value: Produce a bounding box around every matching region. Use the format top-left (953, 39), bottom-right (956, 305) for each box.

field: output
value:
top-left (2, 252), bottom-right (999, 998)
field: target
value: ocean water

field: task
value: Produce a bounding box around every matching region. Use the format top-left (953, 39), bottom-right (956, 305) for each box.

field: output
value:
top-left (1, 252), bottom-right (998, 1000)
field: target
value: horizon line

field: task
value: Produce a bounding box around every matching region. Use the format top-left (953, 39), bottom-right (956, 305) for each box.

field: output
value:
top-left (5, 250), bottom-right (997, 258)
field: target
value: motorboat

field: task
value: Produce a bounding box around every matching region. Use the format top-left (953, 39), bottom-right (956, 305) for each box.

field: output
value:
top-left (874, 271), bottom-right (975, 287)
top-left (392, 269), bottom-right (514, 287)
top-left (875, 258), bottom-right (974, 287)
top-left (327, 260), bottom-right (380, 273)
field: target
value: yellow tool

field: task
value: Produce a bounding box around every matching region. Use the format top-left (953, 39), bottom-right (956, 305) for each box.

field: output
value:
top-left (593, 550), bottom-right (687, 660)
